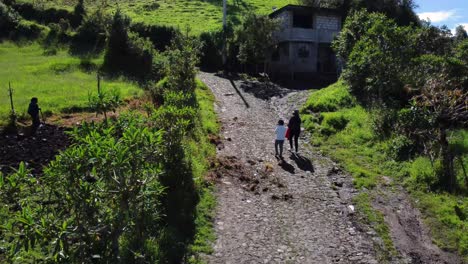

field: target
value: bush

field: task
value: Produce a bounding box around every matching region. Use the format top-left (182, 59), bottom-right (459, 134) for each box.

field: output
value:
top-left (407, 157), bottom-right (439, 190)
top-left (70, 11), bottom-right (110, 56)
top-left (0, 2), bottom-right (20, 38)
top-left (371, 107), bottom-right (398, 139)
top-left (12, 3), bottom-right (74, 25)
top-left (103, 10), bottom-right (162, 81)
top-left (0, 115), bottom-right (166, 263)
top-left (199, 30), bottom-right (223, 70)
top-left (387, 134), bottom-right (415, 161)
top-left (10, 20), bottom-right (44, 40)
top-left (130, 22), bottom-right (178, 52)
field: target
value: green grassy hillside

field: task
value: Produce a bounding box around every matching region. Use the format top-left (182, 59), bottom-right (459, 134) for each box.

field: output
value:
top-left (302, 81), bottom-right (468, 260)
top-left (0, 42), bottom-right (141, 124)
top-left (16, 0), bottom-right (296, 34)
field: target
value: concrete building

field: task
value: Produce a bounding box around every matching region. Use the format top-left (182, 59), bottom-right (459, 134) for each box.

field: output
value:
top-left (268, 5), bottom-right (342, 79)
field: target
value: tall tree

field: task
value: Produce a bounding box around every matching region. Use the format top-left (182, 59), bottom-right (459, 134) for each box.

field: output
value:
top-left (455, 25), bottom-right (468, 42)
top-left (236, 13), bottom-right (280, 73)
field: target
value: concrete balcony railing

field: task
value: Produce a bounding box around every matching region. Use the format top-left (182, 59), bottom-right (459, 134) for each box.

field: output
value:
top-left (275, 28), bottom-right (339, 43)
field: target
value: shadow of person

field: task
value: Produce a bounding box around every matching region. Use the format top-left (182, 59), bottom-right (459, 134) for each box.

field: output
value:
top-left (278, 158), bottom-right (295, 174)
top-left (290, 153), bottom-right (314, 172)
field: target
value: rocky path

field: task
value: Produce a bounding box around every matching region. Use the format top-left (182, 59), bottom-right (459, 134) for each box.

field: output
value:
top-left (199, 72), bottom-right (379, 264)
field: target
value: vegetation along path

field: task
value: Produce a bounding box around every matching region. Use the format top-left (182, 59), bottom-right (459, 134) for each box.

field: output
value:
top-left (199, 72), bottom-right (380, 263)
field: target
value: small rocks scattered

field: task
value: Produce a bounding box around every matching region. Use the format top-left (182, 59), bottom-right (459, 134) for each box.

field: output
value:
top-left (271, 193), bottom-right (293, 201)
top-left (327, 166), bottom-right (342, 176)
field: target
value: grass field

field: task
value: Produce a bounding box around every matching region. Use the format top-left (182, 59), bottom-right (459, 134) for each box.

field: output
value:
top-left (0, 42), bottom-right (141, 125)
top-left (16, 0), bottom-right (297, 34)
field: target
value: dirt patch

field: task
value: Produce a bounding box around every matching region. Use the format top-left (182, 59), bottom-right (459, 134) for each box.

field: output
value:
top-left (373, 185), bottom-right (461, 264)
top-left (0, 124), bottom-right (70, 175)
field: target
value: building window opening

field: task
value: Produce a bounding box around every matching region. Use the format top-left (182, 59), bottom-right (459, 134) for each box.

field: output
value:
top-left (298, 46), bottom-right (309, 58)
top-left (293, 12), bottom-right (313, 28)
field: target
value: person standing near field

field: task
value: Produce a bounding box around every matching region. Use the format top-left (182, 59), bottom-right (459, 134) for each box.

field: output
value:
top-left (28, 97), bottom-right (41, 135)
top-left (288, 110), bottom-right (301, 153)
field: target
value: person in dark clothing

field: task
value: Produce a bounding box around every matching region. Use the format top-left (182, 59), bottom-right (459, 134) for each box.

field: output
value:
top-left (28, 97), bottom-right (41, 134)
top-left (288, 110), bottom-right (301, 153)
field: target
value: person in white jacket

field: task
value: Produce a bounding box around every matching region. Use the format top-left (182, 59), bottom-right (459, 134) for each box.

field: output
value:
top-left (275, 119), bottom-right (287, 158)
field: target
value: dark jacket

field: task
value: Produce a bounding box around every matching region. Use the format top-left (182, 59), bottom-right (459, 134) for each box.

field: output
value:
top-left (288, 114), bottom-right (301, 133)
top-left (28, 103), bottom-right (39, 117)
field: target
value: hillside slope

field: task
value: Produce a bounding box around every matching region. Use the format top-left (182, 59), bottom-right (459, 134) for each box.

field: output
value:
top-left (16, 0), bottom-right (296, 34)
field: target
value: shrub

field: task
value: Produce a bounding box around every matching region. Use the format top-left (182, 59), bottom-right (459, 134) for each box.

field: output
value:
top-left (130, 22), bottom-right (178, 52)
top-left (10, 20), bottom-right (44, 40)
top-left (199, 30), bottom-right (223, 70)
top-left (12, 3), bottom-right (74, 25)
top-left (387, 134), bottom-right (415, 161)
top-left (407, 157), bottom-right (439, 190)
top-left (103, 10), bottom-right (162, 81)
top-left (70, 10), bottom-right (110, 56)
top-left (371, 107), bottom-right (398, 139)
top-left (0, 115), bottom-right (166, 263)
top-left (0, 2), bottom-right (20, 38)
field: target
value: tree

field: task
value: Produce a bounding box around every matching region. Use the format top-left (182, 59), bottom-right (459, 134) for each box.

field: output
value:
top-left (303, 0), bottom-right (420, 26)
top-left (334, 10), bottom-right (413, 103)
top-left (236, 13), bottom-right (280, 73)
top-left (71, 0), bottom-right (86, 27)
top-left (455, 25), bottom-right (468, 42)
top-left (412, 76), bottom-right (468, 192)
top-left (165, 28), bottom-right (201, 94)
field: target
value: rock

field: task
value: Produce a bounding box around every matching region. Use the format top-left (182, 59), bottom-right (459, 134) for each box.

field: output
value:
top-left (247, 159), bottom-right (256, 165)
top-left (333, 181), bottom-right (344, 187)
top-left (348, 205), bottom-right (355, 215)
top-left (327, 166), bottom-right (342, 176)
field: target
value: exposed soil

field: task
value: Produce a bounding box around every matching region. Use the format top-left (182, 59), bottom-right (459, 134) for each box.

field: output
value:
top-left (0, 124), bottom-right (70, 175)
top-left (199, 72), bottom-right (461, 264)
top-left (0, 98), bottom-right (151, 176)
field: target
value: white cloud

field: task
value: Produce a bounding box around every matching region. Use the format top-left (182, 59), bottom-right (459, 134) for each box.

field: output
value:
top-left (417, 10), bottom-right (458, 23)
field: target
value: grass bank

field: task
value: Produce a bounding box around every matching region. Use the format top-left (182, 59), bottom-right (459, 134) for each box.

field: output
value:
top-left (16, 0), bottom-right (295, 34)
top-left (302, 81), bottom-right (468, 261)
top-left (0, 42), bottom-right (141, 125)
top-left (187, 80), bottom-right (220, 263)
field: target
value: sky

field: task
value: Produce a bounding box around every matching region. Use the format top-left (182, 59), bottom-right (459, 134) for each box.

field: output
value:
top-left (415, 0), bottom-right (468, 34)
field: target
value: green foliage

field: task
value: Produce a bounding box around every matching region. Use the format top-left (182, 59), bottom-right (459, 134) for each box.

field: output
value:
top-left (0, 114), bottom-right (166, 262)
top-left (165, 28), bottom-right (202, 94)
top-left (103, 9), bottom-right (162, 81)
top-left (88, 77), bottom-right (121, 121)
top-left (354, 193), bottom-right (397, 260)
top-left (406, 157), bottom-right (439, 190)
top-left (0, 42), bottom-right (141, 125)
top-left (199, 30), bottom-right (224, 70)
top-left (320, 112), bottom-right (349, 135)
top-left (14, 0), bottom-right (293, 35)
top-left (0, 2), bottom-right (20, 38)
top-left (414, 191), bottom-right (468, 260)
top-left (335, 10), bottom-right (413, 103)
top-left (303, 81), bottom-right (468, 259)
top-left (71, 0), bottom-right (85, 27)
top-left (303, 81), bottom-right (354, 112)
top-left (70, 9), bottom-right (110, 56)
top-left (236, 13), bottom-right (280, 68)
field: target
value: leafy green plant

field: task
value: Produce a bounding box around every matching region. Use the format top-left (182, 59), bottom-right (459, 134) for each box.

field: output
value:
top-left (88, 75), bottom-right (121, 122)
top-left (1, 114), bottom-right (166, 263)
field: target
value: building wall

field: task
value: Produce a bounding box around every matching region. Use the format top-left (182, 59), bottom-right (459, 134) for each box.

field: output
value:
top-left (269, 8), bottom-right (341, 75)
